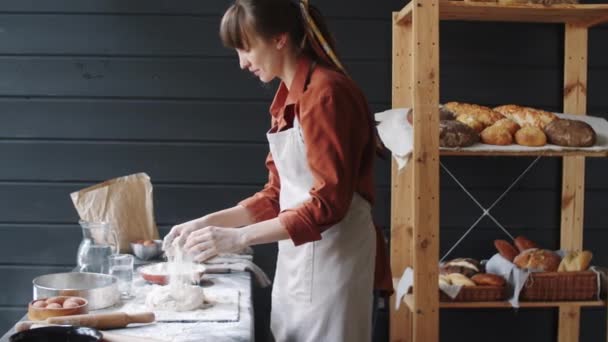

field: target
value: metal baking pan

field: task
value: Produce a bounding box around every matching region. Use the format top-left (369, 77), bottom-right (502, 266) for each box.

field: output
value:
top-left (33, 272), bottom-right (119, 310)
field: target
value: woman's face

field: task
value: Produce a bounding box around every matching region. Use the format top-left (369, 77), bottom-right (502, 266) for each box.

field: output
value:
top-left (236, 34), bottom-right (284, 83)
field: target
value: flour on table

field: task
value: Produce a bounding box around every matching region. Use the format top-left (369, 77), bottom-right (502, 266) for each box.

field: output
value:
top-left (145, 283), bottom-right (206, 311)
top-left (145, 243), bottom-right (207, 312)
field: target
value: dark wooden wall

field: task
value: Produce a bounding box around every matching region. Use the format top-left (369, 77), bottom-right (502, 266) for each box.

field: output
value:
top-left (0, 0), bottom-right (606, 341)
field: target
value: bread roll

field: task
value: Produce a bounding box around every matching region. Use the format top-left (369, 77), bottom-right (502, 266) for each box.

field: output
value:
top-left (440, 258), bottom-right (481, 278)
top-left (543, 118), bottom-right (597, 147)
top-left (439, 120), bottom-right (479, 148)
top-left (439, 274), bottom-right (451, 287)
top-left (494, 239), bottom-right (519, 262)
top-left (456, 115), bottom-right (485, 133)
top-left (558, 250), bottom-right (593, 272)
top-left (493, 118), bottom-right (520, 135)
top-left (443, 102), bottom-right (504, 127)
top-left (446, 273), bottom-right (476, 287)
top-left (513, 236), bottom-right (538, 252)
top-left (513, 249), bottom-right (561, 272)
top-left (471, 273), bottom-right (506, 287)
top-left (481, 125), bottom-right (513, 145)
top-left (493, 104), bottom-right (557, 129)
top-left (515, 126), bottom-right (547, 147)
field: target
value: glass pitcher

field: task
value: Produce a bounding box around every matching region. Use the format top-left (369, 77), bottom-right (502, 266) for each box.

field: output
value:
top-left (77, 220), bottom-right (120, 274)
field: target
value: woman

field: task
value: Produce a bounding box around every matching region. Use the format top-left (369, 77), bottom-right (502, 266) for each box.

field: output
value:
top-left (162, 0), bottom-right (392, 340)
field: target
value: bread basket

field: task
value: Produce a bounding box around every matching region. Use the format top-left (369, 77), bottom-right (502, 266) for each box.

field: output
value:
top-left (440, 286), bottom-right (506, 302)
top-left (519, 271), bottom-right (598, 301)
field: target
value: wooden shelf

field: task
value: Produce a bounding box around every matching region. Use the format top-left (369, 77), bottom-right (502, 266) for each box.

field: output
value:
top-left (403, 294), bottom-right (606, 310)
top-left (397, 1), bottom-right (608, 27)
top-left (439, 148), bottom-right (608, 157)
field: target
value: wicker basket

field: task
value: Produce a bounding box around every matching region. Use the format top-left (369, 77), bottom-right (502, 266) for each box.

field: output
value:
top-left (519, 271), bottom-right (598, 301)
top-left (440, 286), bottom-right (506, 302)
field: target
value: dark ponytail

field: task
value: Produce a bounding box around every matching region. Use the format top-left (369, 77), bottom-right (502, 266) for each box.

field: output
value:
top-left (220, 0), bottom-right (344, 72)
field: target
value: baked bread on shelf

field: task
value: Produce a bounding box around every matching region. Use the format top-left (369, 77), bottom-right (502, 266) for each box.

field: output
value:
top-left (493, 104), bottom-right (557, 129)
top-left (443, 101), bottom-right (505, 127)
top-left (439, 120), bottom-right (479, 148)
top-left (513, 236), bottom-right (539, 252)
top-left (492, 118), bottom-right (520, 136)
top-left (558, 250), bottom-right (593, 272)
top-left (471, 273), bottom-right (506, 287)
top-left (480, 125), bottom-right (513, 145)
top-left (514, 126), bottom-right (547, 146)
top-left (543, 118), bottom-right (597, 147)
top-left (513, 248), bottom-right (561, 272)
top-left (445, 273), bottom-right (477, 287)
top-left (439, 258), bottom-right (481, 278)
top-left (456, 114), bottom-right (485, 133)
top-left (494, 239), bottom-right (519, 262)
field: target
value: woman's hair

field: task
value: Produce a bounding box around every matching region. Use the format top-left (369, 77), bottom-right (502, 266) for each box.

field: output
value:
top-left (219, 0), bottom-right (339, 70)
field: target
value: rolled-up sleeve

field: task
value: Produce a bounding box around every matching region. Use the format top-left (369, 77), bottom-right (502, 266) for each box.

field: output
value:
top-left (278, 86), bottom-right (367, 246)
top-left (238, 152), bottom-right (281, 223)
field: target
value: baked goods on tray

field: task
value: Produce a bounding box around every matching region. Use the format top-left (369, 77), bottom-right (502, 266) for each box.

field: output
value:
top-left (493, 104), bottom-right (558, 129)
top-left (544, 118), bottom-right (597, 147)
top-left (439, 120), bottom-right (479, 148)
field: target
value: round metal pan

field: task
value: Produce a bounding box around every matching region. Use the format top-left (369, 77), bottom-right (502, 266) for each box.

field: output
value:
top-left (10, 326), bottom-right (102, 342)
top-left (33, 272), bottom-right (119, 310)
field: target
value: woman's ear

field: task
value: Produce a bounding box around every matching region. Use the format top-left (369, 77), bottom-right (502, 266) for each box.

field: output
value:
top-left (275, 33), bottom-right (288, 50)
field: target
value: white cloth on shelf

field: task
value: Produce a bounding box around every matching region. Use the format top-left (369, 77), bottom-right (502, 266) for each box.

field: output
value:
top-left (375, 108), bottom-right (413, 170)
top-left (394, 266), bottom-right (463, 310)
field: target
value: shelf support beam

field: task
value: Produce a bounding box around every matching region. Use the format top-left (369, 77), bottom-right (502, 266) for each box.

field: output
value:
top-left (559, 22), bottom-right (588, 342)
top-left (389, 12), bottom-right (414, 342)
top-left (411, 0), bottom-right (440, 341)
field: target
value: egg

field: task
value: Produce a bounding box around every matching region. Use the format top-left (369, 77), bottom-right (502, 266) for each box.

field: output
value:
top-left (45, 296), bottom-right (64, 305)
top-left (32, 300), bottom-right (47, 308)
top-left (62, 301), bottom-right (80, 309)
top-left (46, 303), bottom-right (62, 309)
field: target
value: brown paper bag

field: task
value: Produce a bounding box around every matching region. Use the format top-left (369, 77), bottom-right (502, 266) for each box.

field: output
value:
top-left (70, 172), bottom-right (159, 253)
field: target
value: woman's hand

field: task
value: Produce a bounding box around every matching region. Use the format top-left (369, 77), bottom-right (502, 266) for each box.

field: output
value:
top-left (162, 218), bottom-right (210, 255)
top-left (184, 226), bottom-right (247, 262)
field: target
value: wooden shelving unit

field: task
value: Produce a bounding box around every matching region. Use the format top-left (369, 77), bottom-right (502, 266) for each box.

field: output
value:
top-left (389, 1), bottom-right (608, 341)
top-left (403, 295), bottom-right (605, 310)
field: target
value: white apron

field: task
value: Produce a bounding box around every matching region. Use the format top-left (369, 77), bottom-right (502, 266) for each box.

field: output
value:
top-left (269, 116), bottom-right (376, 342)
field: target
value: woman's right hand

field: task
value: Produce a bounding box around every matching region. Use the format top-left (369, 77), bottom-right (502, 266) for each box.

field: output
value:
top-left (162, 218), bottom-right (210, 256)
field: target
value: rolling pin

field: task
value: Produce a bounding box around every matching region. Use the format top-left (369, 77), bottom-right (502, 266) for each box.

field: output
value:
top-left (41, 312), bottom-right (155, 329)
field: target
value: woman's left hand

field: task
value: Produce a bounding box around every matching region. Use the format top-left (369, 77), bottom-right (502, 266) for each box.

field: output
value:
top-left (183, 226), bottom-right (247, 262)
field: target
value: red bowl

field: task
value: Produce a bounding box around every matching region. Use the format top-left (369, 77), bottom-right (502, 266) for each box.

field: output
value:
top-left (138, 262), bottom-right (205, 285)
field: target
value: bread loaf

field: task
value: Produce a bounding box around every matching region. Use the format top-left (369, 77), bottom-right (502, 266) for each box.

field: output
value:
top-left (440, 258), bottom-right (481, 278)
top-left (558, 250), bottom-right (593, 272)
top-left (543, 118), bottom-right (596, 147)
top-left (471, 273), bottom-right (506, 287)
top-left (481, 125), bottom-right (513, 145)
top-left (446, 273), bottom-right (476, 287)
top-left (443, 102), bottom-right (504, 127)
top-left (513, 249), bottom-right (561, 272)
top-left (493, 118), bottom-right (520, 136)
top-left (513, 236), bottom-right (538, 252)
top-left (456, 115), bottom-right (485, 133)
top-left (514, 126), bottom-right (547, 146)
top-left (493, 104), bottom-right (557, 129)
top-left (439, 120), bottom-right (479, 148)
top-left (494, 239), bottom-right (519, 262)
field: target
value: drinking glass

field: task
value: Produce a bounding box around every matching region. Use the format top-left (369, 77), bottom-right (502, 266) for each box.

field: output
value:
top-left (109, 254), bottom-right (134, 299)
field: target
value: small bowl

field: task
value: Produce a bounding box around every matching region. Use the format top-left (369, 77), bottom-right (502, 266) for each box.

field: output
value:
top-left (28, 296), bottom-right (88, 321)
top-left (130, 239), bottom-right (163, 260)
top-left (138, 262), bottom-right (206, 285)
